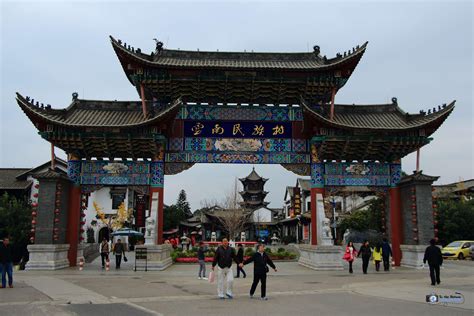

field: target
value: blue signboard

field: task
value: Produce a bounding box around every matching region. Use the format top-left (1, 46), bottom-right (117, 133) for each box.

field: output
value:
top-left (184, 121), bottom-right (292, 138)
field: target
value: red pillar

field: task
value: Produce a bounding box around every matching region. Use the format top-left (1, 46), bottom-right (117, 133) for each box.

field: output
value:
top-left (150, 186), bottom-right (164, 245)
top-left (67, 184), bottom-right (81, 266)
top-left (310, 188), bottom-right (325, 245)
top-left (389, 187), bottom-right (403, 266)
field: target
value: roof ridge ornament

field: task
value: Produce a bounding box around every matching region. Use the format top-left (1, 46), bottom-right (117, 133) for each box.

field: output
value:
top-left (153, 38), bottom-right (163, 54)
top-left (391, 97), bottom-right (398, 105)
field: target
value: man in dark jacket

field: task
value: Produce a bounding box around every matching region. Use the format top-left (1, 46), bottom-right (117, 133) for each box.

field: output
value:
top-left (423, 239), bottom-right (443, 286)
top-left (235, 244), bottom-right (246, 278)
top-left (0, 237), bottom-right (14, 288)
top-left (357, 240), bottom-right (372, 274)
top-left (241, 244), bottom-right (277, 300)
top-left (197, 242), bottom-right (207, 280)
top-left (212, 238), bottom-right (239, 299)
top-left (113, 239), bottom-right (125, 269)
top-left (381, 238), bottom-right (393, 271)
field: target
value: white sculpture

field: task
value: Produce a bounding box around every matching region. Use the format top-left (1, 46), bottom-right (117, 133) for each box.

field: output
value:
top-left (211, 231), bottom-right (217, 242)
top-left (322, 218), bottom-right (333, 239)
top-left (271, 233), bottom-right (280, 245)
top-left (146, 217), bottom-right (155, 237)
top-left (240, 232), bottom-right (246, 242)
top-left (145, 216), bottom-right (156, 245)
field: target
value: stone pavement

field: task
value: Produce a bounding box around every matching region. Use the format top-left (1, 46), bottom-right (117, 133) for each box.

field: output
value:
top-left (0, 253), bottom-right (473, 316)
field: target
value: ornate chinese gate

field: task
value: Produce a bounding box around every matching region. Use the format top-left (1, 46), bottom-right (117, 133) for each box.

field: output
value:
top-left (17, 36), bottom-right (454, 269)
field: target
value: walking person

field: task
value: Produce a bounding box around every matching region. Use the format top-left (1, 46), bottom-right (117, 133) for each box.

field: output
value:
top-left (381, 238), bottom-right (393, 271)
top-left (373, 243), bottom-right (382, 272)
top-left (211, 238), bottom-right (239, 299)
top-left (357, 240), bottom-right (372, 274)
top-left (113, 239), bottom-right (125, 269)
top-left (342, 241), bottom-right (357, 273)
top-left (0, 237), bottom-right (14, 288)
top-left (235, 244), bottom-right (246, 278)
top-left (241, 243), bottom-right (277, 300)
top-left (99, 237), bottom-right (110, 269)
top-left (423, 239), bottom-right (443, 286)
top-left (197, 242), bottom-right (207, 280)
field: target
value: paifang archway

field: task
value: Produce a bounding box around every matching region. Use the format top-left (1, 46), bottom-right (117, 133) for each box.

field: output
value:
top-left (16, 36), bottom-right (454, 268)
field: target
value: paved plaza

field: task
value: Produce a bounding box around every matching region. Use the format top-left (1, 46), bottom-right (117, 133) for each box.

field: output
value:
top-left (0, 254), bottom-right (472, 316)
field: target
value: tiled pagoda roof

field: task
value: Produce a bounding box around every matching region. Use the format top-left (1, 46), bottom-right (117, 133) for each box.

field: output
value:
top-left (110, 36), bottom-right (368, 71)
top-left (302, 98), bottom-right (455, 132)
top-left (16, 93), bottom-right (182, 128)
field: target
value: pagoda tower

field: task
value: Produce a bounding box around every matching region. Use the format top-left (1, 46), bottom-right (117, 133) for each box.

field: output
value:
top-left (239, 168), bottom-right (269, 210)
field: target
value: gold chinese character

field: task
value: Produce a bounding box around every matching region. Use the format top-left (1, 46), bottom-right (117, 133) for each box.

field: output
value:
top-left (212, 124), bottom-right (224, 135)
top-left (232, 123), bottom-right (245, 136)
top-left (191, 122), bottom-right (204, 136)
top-left (252, 124), bottom-right (264, 136)
top-left (272, 125), bottom-right (284, 135)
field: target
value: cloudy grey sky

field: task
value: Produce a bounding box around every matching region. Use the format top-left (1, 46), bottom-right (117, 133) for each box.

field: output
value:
top-left (1, 0), bottom-right (472, 210)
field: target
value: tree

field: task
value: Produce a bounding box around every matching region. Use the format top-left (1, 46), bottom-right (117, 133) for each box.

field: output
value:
top-left (338, 197), bottom-right (383, 234)
top-left (176, 190), bottom-right (192, 218)
top-left (437, 199), bottom-right (474, 245)
top-left (215, 208), bottom-right (252, 241)
top-left (0, 193), bottom-right (31, 262)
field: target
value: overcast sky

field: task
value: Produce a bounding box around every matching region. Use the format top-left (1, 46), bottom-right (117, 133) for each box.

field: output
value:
top-left (1, 0), bottom-right (472, 210)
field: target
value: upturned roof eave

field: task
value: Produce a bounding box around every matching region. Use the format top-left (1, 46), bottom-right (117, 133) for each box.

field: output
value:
top-left (301, 99), bottom-right (455, 133)
top-left (110, 35), bottom-right (368, 73)
top-left (16, 92), bottom-right (182, 129)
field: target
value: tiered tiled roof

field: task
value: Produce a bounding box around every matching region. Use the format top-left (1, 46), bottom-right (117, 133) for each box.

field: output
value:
top-left (110, 36), bottom-right (368, 105)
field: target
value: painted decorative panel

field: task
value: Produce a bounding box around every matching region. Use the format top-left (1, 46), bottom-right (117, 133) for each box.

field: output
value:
top-left (184, 138), bottom-right (291, 152)
top-left (150, 161), bottom-right (164, 188)
top-left (67, 160), bottom-right (81, 184)
top-left (292, 139), bottom-right (308, 152)
top-left (323, 162), bottom-right (393, 187)
top-left (311, 163), bottom-right (324, 188)
top-left (168, 138), bottom-right (183, 151)
top-left (390, 163), bottom-right (402, 187)
top-left (179, 105), bottom-right (303, 121)
top-left (79, 161), bottom-right (151, 185)
top-left (165, 152), bottom-right (310, 164)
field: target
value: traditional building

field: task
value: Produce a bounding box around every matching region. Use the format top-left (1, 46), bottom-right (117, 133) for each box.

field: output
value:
top-left (16, 36), bottom-right (454, 269)
top-left (239, 168), bottom-right (269, 209)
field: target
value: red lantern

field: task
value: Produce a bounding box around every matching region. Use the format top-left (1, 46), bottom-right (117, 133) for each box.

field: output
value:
top-left (434, 237), bottom-right (439, 242)
top-left (80, 236), bottom-right (85, 241)
top-left (31, 202), bottom-right (38, 208)
top-left (54, 218), bottom-right (60, 223)
top-left (31, 219), bottom-right (36, 225)
top-left (80, 221), bottom-right (86, 225)
top-left (413, 236), bottom-right (418, 241)
top-left (30, 228), bottom-right (35, 233)
top-left (55, 209), bottom-right (60, 214)
top-left (34, 183), bottom-right (39, 189)
top-left (433, 220), bottom-right (438, 225)
top-left (434, 228), bottom-right (439, 233)
top-left (412, 228), bottom-right (418, 232)
top-left (32, 211), bottom-right (37, 217)
top-left (432, 204), bottom-right (437, 209)
top-left (30, 237), bottom-right (35, 242)
top-left (33, 193), bottom-right (39, 198)
top-left (81, 213), bottom-right (86, 218)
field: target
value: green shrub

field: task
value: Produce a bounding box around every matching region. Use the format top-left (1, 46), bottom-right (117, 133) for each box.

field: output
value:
top-left (244, 247), bottom-right (255, 256)
top-left (277, 247), bottom-right (286, 253)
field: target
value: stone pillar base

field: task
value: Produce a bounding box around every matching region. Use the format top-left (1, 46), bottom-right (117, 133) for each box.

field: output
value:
top-left (298, 244), bottom-right (344, 270)
top-left (135, 244), bottom-right (172, 271)
top-left (76, 243), bottom-right (85, 265)
top-left (26, 244), bottom-right (70, 270)
top-left (400, 244), bottom-right (428, 268)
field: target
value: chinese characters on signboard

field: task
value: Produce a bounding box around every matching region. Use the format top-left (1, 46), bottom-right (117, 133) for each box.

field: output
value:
top-left (184, 121), bottom-right (292, 138)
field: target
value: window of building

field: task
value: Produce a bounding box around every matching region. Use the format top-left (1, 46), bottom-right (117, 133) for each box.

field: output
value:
top-left (111, 194), bottom-right (125, 209)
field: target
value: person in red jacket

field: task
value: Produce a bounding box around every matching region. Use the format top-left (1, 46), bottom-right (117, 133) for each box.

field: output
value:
top-left (342, 241), bottom-right (357, 273)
